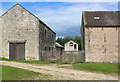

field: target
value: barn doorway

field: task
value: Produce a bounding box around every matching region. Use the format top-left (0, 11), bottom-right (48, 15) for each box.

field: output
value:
top-left (9, 41), bottom-right (26, 60)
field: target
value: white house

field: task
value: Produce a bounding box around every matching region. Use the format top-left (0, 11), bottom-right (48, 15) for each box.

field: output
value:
top-left (64, 40), bottom-right (78, 51)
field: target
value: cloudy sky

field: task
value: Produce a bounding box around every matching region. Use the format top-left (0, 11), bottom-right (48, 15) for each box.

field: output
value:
top-left (1, 2), bottom-right (118, 38)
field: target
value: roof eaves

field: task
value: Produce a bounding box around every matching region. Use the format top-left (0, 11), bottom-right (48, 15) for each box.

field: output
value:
top-left (39, 20), bottom-right (56, 34)
top-left (86, 25), bottom-right (120, 27)
top-left (17, 4), bottom-right (56, 34)
top-left (0, 3), bottom-right (18, 18)
top-left (0, 3), bottom-right (56, 34)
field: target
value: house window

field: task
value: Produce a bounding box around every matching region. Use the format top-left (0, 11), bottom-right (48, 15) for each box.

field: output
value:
top-left (94, 17), bottom-right (100, 20)
top-left (49, 47), bottom-right (51, 51)
top-left (69, 42), bottom-right (73, 47)
top-left (52, 47), bottom-right (53, 51)
top-left (74, 44), bottom-right (77, 49)
top-left (45, 46), bottom-right (47, 51)
top-left (52, 34), bottom-right (53, 37)
top-left (45, 30), bottom-right (46, 36)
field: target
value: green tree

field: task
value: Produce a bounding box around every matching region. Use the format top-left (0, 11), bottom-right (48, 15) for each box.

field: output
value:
top-left (56, 36), bottom-right (81, 50)
top-left (73, 36), bottom-right (81, 50)
top-left (56, 38), bottom-right (63, 46)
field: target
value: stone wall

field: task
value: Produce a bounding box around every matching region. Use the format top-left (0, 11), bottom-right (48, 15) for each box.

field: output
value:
top-left (0, 17), bottom-right (2, 58)
top-left (118, 27), bottom-right (120, 63)
top-left (38, 20), bottom-right (56, 61)
top-left (62, 51), bottom-right (81, 63)
top-left (85, 27), bottom-right (118, 62)
top-left (1, 4), bottom-right (56, 61)
top-left (1, 5), bottom-right (39, 60)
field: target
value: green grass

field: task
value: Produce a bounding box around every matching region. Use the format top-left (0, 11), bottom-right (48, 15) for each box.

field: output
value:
top-left (2, 65), bottom-right (51, 80)
top-left (72, 63), bottom-right (118, 75)
top-left (119, 63), bottom-right (120, 75)
top-left (0, 58), bottom-right (53, 65)
top-left (0, 58), bottom-right (71, 65)
top-left (1, 58), bottom-right (119, 75)
top-left (59, 62), bottom-right (71, 64)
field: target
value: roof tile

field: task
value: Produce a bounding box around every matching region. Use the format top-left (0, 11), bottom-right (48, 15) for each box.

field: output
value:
top-left (83, 11), bottom-right (120, 27)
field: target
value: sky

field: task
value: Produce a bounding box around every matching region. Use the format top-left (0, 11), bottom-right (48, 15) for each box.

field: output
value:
top-left (1, 2), bottom-right (118, 38)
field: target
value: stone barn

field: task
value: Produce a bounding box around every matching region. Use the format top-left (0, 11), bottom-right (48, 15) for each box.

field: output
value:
top-left (64, 40), bottom-right (78, 51)
top-left (0, 4), bottom-right (56, 61)
top-left (81, 11), bottom-right (119, 63)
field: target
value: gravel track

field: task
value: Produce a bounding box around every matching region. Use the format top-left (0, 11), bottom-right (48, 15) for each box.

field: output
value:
top-left (1, 61), bottom-right (118, 80)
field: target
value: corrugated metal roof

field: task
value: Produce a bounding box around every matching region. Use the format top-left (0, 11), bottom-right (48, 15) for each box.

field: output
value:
top-left (83, 11), bottom-right (120, 27)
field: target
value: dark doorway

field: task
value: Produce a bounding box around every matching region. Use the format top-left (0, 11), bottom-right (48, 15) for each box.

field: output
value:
top-left (74, 44), bottom-right (77, 49)
top-left (9, 43), bottom-right (25, 60)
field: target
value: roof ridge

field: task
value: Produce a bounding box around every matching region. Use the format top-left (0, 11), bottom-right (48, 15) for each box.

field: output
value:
top-left (1, 3), bottom-right (56, 34)
top-left (83, 11), bottom-right (120, 13)
top-left (82, 11), bottom-right (120, 27)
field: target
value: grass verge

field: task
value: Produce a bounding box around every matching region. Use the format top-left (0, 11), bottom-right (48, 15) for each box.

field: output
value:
top-left (2, 65), bottom-right (52, 80)
top-left (1, 58), bottom-right (119, 75)
top-left (72, 63), bottom-right (118, 75)
top-left (0, 58), bottom-right (69, 65)
top-left (0, 58), bottom-right (53, 65)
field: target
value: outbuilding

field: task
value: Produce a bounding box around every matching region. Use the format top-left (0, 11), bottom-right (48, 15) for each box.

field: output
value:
top-left (81, 11), bottom-right (119, 62)
top-left (1, 4), bottom-right (56, 61)
top-left (64, 40), bottom-right (78, 51)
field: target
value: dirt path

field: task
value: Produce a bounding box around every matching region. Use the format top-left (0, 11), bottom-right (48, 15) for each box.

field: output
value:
top-left (1, 61), bottom-right (118, 80)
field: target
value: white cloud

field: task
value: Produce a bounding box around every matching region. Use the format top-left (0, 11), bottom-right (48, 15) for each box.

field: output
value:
top-left (33, 3), bottom-right (114, 35)
top-left (56, 36), bottom-right (64, 40)
top-left (1, 2), bottom-right (118, 37)
top-left (2, 0), bottom-right (120, 2)
top-left (0, 2), bottom-right (20, 16)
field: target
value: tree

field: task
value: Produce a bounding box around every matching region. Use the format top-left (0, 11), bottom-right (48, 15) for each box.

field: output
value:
top-left (73, 36), bottom-right (81, 50)
top-left (56, 36), bottom-right (81, 50)
top-left (56, 37), bottom-right (73, 46)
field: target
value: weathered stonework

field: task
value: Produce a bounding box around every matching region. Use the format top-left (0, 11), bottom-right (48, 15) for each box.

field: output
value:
top-left (84, 27), bottom-right (88, 62)
top-left (0, 17), bottom-right (2, 58)
top-left (118, 28), bottom-right (120, 63)
top-left (1, 4), bottom-right (56, 60)
top-left (81, 11), bottom-right (119, 63)
top-left (85, 27), bottom-right (118, 62)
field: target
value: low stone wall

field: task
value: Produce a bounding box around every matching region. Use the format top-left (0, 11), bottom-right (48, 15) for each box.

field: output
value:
top-left (40, 50), bottom-right (82, 63)
top-left (62, 51), bottom-right (82, 63)
top-left (40, 49), bottom-right (62, 62)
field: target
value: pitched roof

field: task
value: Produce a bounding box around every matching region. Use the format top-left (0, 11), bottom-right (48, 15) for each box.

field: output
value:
top-left (65, 40), bottom-right (78, 45)
top-left (82, 11), bottom-right (120, 27)
top-left (56, 42), bottom-right (63, 48)
top-left (1, 3), bottom-right (56, 34)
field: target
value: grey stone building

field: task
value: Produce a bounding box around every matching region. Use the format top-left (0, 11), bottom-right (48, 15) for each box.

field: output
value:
top-left (1, 4), bottom-right (56, 60)
top-left (81, 11), bottom-right (119, 63)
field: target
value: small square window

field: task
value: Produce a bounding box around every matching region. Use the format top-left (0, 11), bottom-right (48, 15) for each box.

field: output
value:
top-left (94, 17), bottom-right (100, 20)
top-left (49, 47), bottom-right (51, 51)
top-left (69, 42), bottom-right (73, 47)
top-left (45, 30), bottom-right (46, 36)
top-left (45, 46), bottom-right (47, 51)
